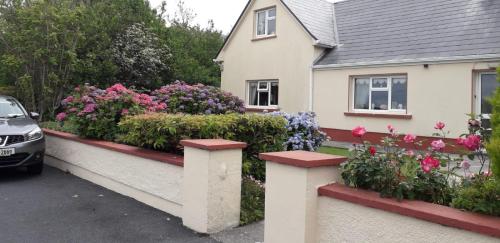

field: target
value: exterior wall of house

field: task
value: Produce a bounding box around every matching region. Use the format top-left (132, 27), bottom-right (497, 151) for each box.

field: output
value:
top-left (218, 0), bottom-right (324, 113)
top-left (313, 61), bottom-right (500, 138)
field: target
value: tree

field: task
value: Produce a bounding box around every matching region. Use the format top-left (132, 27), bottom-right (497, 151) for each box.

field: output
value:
top-left (487, 67), bottom-right (500, 179)
top-left (111, 23), bottom-right (171, 88)
top-left (0, 0), bottom-right (84, 119)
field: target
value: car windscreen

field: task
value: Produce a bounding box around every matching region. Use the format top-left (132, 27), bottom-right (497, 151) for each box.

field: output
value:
top-left (0, 98), bottom-right (26, 118)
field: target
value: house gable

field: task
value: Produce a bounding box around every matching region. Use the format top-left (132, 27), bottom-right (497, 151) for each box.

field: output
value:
top-left (216, 0), bottom-right (330, 61)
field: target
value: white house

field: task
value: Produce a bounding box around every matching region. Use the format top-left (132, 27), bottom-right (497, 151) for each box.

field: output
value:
top-left (215, 0), bottom-right (500, 142)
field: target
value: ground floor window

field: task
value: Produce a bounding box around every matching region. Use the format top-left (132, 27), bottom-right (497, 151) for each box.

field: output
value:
top-left (352, 75), bottom-right (407, 112)
top-left (247, 80), bottom-right (278, 107)
top-left (475, 72), bottom-right (498, 128)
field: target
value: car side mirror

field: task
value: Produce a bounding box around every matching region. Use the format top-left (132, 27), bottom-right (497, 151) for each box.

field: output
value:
top-left (30, 112), bottom-right (40, 120)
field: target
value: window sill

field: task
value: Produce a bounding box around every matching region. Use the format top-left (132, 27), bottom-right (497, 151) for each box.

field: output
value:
top-left (252, 35), bottom-right (277, 41)
top-left (344, 112), bottom-right (412, 120)
top-left (245, 107), bottom-right (280, 113)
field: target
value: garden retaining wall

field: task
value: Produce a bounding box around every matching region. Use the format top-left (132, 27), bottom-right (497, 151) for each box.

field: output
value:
top-left (260, 151), bottom-right (500, 243)
top-left (43, 129), bottom-right (246, 234)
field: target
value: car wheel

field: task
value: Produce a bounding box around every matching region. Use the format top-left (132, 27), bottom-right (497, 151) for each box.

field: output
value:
top-left (27, 162), bottom-right (43, 175)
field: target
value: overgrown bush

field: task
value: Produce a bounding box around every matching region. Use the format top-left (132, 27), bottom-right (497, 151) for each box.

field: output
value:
top-left (452, 176), bottom-right (500, 216)
top-left (57, 84), bottom-right (166, 140)
top-left (240, 176), bottom-right (265, 225)
top-left (118, 113), bottom-right (288, 180)
top-left (152, 81), bottom-right (245, 114)
top-left (268, 112), bottom-right (328, 151)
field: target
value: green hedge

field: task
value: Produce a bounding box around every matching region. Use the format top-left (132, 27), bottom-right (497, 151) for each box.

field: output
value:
top-left (118, 113), bottom-right (288, 180)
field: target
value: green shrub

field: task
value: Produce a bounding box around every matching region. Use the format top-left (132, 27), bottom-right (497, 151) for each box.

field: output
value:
top-left (487, 67), bottom-right (500, 179)
top-left (41, 121), bottom-right (78, 134)
top-left (118, 113), bottom-right (288, 180)
top-left (452, 176), bottom-right (500, 216)
top-left (240, 177), bottom-right (265, 225)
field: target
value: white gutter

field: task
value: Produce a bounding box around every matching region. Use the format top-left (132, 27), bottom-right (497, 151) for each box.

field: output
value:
top-left (313, 54), bottom-right (500, 70)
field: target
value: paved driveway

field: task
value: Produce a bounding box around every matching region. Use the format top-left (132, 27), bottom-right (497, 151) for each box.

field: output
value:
top-left (0, 164), bottom-right (218, 243)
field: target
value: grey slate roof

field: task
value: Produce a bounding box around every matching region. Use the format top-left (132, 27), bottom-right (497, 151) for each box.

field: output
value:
top-left (316, 0), bottom-right (500, 66)
top-left (281, 0), bottom-right (337, 47)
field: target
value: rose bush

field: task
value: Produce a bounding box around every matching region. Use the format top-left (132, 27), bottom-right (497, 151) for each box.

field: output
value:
top-left (341, 122), bottom-right (462, 204)
top-left (152, 81), bottom-right (245, 115)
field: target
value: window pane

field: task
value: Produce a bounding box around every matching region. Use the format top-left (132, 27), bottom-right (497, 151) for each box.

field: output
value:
top-left (257, 12), bottom-right (266, 35)
top-left (268, 8), bottom-right (276, 17)
top-left (372, 78), bottom-right (387, 88)
top-left (391, 78), bottom-right (407, 110)
top-left (481, 73), bottom-right (498, 114)
top-left (267, 19), bottom-right (276, 35)
top-left (258, 81), bottom-right (268, 90)
top-left (354, 78), bottom-right (370, 109)
top-left (371, 91), bottom-right (388, 110)
top-left (270, 82), bottom-right (279, 105)
top-left (259, 91), bottom-right (269, 106)
top-left (249, 82), bottom-right (258, 106)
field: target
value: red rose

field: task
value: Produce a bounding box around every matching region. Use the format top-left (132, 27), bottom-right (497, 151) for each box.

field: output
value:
top-left (352, 126), bottom-right (367, 137)
top-left (369, 146), bottom-right (376, 156)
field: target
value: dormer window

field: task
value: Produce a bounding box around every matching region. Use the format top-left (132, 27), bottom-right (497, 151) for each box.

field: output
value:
top-left (256, 7), bottom-right (276, 37)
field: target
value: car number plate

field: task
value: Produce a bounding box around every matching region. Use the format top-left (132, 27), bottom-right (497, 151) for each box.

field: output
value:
top-left (0, 148), bottom-right (15, 157)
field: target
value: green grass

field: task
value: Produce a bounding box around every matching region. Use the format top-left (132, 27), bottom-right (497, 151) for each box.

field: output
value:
top-left (317, 146), bottom-right (350, 157)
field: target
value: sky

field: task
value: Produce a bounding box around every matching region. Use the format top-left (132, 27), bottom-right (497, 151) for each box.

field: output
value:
top-left (149, 0), bottom-right (340, 34)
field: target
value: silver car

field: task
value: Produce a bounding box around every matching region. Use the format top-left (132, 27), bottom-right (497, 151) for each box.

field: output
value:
top-left (0, 95), bottom-right (45, 174)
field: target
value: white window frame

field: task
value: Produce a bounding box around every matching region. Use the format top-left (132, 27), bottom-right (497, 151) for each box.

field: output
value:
top-left (247, 80), bottom-right (279, 108)
top-left (475, 71), bottom-right (497, 119)
top-left (352, 76), bottom-right (408, 113)
top-left (255, 7), bottom-right (276, 38)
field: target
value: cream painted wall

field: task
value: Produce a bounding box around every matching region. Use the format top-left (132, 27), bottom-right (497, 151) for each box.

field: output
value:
top-left (316, 197), bottom-right (499, 243)
top-left (313, 62), bottom-right (500, 138)
top-left (218, 0), bottom-right (324, 113)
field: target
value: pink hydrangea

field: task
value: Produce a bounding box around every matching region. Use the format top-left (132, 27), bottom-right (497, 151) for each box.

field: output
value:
top-left (431, 139), bottom-right (446, 151)
top-left (83, 103), bottom-right (97, 113)
top-left (403, 134), bottom-right (416, 143)
top-left (352, 126), bottom-right (367, 137)
top-left (56, 112), bottom-right (67, 121)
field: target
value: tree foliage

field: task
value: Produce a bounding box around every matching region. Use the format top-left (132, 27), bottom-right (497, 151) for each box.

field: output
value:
top-left (487, 67), bottom-right (500, 179)
top-left (0, 0), bottom-right (224, 118)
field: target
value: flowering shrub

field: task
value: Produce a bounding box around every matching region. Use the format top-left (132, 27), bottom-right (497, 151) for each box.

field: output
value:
top-left (152, 81), bottom-right (245, 115)
top-left (341, 122), bottom-right (462, 204)
top-left (56, 83), bottom-right (166, 140)
top-left (268, 112), bottom-right (328, 151)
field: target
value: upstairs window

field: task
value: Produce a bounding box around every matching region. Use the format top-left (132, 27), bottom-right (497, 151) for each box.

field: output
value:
top-left (248, 80), bottom-right (279, 107)
top-left (256, 7), bottom-right (276, 37)
top-left (353, 76), bottom-right (407, 112)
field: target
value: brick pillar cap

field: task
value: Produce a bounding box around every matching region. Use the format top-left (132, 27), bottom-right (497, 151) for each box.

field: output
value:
top-left (180, 139), bottom-right (247, 151)
top-left (259, 150), bottom-right (347, 168)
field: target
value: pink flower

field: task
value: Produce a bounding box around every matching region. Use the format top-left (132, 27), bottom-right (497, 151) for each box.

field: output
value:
top-left (403, 134), bottom-right (416, 143)
top-left (463, 134), bottom-right (481, 151)
top-left (387, 124), bottom-right (395, 133)
top-left (83, 103), bottom-right (97, 113)
top-left (352, 126), bottom-right (367, 138)
top-left (121, 109), bottom-right (129, 116)
top-left (56, 112), bottom-right (67, 121)
top-left (369, 146), bottom-right (376, 156)
top-left (460, 160), bottom-right (471, 170)
top-left (434, 121), bottom-right (445, 130)
top-left (406, 150), bottom-right (415, 157)
top-left (431, 139), bottom-right (446, 151)
top-left (69, 107), bottom-right (78, 113)
top-left (421, 155), bottom-right (440, 172)
top-left (106, 83), bottom-right (129, 93)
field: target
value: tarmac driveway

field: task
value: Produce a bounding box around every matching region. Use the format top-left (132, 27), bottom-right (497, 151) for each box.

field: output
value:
top-left (0, 164), bottom-right (218, 243)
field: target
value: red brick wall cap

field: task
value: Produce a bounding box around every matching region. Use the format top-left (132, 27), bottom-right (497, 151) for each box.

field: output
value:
top-left (259, 151), bottom-right (347, 168)
top-left (180, 139), bottom-right (247, 151)
top-left (43, 129), bottom-right (183, 167)
top-left (318, 183), bottom-right (500, 238)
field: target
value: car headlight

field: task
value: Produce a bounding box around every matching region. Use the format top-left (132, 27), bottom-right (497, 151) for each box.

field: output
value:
top-left (26, 127), bottom-right (43, 141)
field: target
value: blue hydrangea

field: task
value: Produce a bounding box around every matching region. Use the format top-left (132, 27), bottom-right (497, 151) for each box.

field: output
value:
top-left (268, 111), bottom-right (328, 151)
